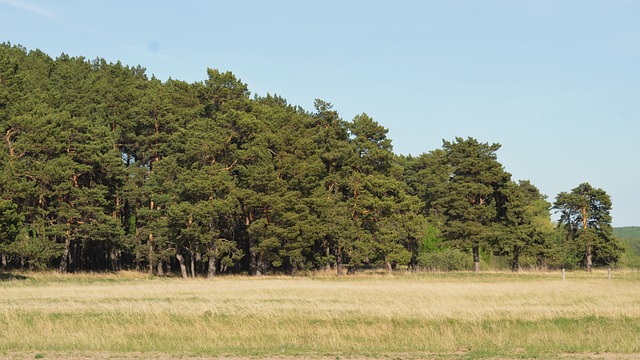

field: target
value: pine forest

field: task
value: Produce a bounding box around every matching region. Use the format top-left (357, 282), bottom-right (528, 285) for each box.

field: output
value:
top-left (0, 43), bottom-right (625, 276)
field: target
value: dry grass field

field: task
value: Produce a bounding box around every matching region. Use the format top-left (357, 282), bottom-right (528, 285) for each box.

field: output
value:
top-left (1, 270), bottom-right (640, 359)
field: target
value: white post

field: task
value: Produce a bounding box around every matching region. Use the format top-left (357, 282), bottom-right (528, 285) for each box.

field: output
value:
top-left (562, 268), bottom-right (566, 282)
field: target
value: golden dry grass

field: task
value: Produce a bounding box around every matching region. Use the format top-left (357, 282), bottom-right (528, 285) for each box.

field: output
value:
top-left (1, 270), bottom-right (639, 359)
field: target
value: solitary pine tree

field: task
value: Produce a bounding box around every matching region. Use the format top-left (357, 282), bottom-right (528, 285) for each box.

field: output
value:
top-left (554, 183), bottom-right (622, 271)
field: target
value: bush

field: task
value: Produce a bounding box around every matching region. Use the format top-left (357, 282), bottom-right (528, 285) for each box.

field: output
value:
top-left (417, 249), bottom-right (473, 271)
top-left (6, 230), bottom-right (62, 270)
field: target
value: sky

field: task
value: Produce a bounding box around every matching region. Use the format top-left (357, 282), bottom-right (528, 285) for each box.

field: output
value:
top-left (1, 0), bottom-right (639, 226)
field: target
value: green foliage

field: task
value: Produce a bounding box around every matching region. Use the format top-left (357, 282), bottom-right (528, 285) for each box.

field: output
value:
top-left (0, 199), bottom-right (22, 251)
top-left (419, 223), bottom-right (443, 254)
top-left (417, 248), bottom-right (473, 271)
top-left (0, 43), bottom-right (628, 275)
top-left (493, 180), bottom-right (553, 271)
top-left (612, 227), bottom-right (640, 268)
top-left (6, 228), bottom-right (62, 269)
top-left (436, 137), bottom-right (512, 271)
top-left (554, 183), bottom-right (623, 270)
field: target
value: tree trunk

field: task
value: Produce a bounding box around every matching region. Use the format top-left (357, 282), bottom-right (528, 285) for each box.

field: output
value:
top-left (384, 259), bottom-right (392, 272)
top-left (537, 252), bottom-right (547, 270)
top-left (189, 251), bottom-right (196, 278)
top-left (148, 231), bottom-right (154, 274)
top-left (156, 259), bottom-right (164, 276)
top-left (113, 190), bottom-right (119, 220)
top-left (58, 235), bottom-right (71, 273)
top-left (5, 128), bottom-right (16, 160)
top-left (176, 253), bottom-right (188, 279)
top-left (472, 244), bottom-right (480, 272)
top-left (325, 243), bottom-right (332, 271)
top-left (512, 245), bottom-right (520, 272)
top-left (207, 255), bottom-right (216, 278)
top-left (148, 200), bottom-right (155, 274)
top-left (1, 253), bottom-right (7, 269)
top-left (336, 247), bottom-right (343, 275)
top-left (196, 252), bottom-right (202, 275)
top-left (256, 251), bottom-right (265, 276)
top-left (586, 243), bottom-right (593, 273)
top-left (582, 205), bottom-right (592, 272)
top-left (250, 249), bottom-right (257, 275)
top-left (110, 249), bottom-right (118, 271)
top-left (71, 238), bottom-right (78, 271)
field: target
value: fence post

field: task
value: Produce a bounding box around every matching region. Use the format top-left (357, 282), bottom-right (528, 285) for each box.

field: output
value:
top-left (562, 268), bottom-right (565, 282)
top-left (608, 267), bottom-right (611, 280)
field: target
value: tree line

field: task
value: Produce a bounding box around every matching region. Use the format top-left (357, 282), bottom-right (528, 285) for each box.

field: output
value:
top-left (0, 43), bottom-right (624, 276)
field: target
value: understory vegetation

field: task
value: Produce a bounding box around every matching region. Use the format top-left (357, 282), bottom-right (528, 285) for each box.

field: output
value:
top-left (0, 43), bottom-right (626, 276)
top-left (1, 271), bottom-right (639, 359)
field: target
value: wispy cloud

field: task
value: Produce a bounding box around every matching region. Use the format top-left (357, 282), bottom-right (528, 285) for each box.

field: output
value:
top-left (0, 0), bottom-right (56, 20)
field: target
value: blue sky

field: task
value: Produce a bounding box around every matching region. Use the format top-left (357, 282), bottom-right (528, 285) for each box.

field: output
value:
top-left (2, 0), bottom-right (639, 226)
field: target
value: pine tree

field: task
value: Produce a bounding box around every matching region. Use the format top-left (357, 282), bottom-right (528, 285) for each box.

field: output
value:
top-left (494, 180), bottom-right (553, 271)
top-left (347, 114), bottom-right (426, 271)
top-left (438, 137), bottom-right (511, 272)
top-left (554, 183), bottom-right (622, 271)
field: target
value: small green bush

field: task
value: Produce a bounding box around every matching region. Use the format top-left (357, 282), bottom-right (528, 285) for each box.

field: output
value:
top-left (417, 249), bottom-right (473, 271)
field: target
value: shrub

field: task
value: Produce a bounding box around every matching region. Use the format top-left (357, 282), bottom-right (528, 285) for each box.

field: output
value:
top-left (417, 249), bottom-right (473, 271)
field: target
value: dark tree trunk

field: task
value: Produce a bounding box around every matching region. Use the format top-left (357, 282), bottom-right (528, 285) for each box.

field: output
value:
top-left (111, 249), bottom-right (121, 271)
top-left (250, 251), bottom-right (257, 275)
top-left (196, 252), bottom-right (203, 275)
top-left (190, 250), bottom-right (196, 278)
top-left (58, 236), bottom-right (71, 273)
top-left (472, 244), bottom-right (480, 272)
top-left (148, 231), bottom-right (154, 274)
top-left (582, 206), bottom-right (592, 272)
top-left (336, 247), bottom-right (343, 275)
top-left (325, 240), bottom-right (332, 271)
top-left (512, 245), bottom-right (520, 272)
top-left (289, 258), bottom-right (298, 276)
top-left (70, 238), bottom-right (77, 272)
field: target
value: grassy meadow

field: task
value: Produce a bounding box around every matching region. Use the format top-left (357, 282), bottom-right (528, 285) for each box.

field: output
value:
top-left (1, 270), bottom-right (640, 359)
